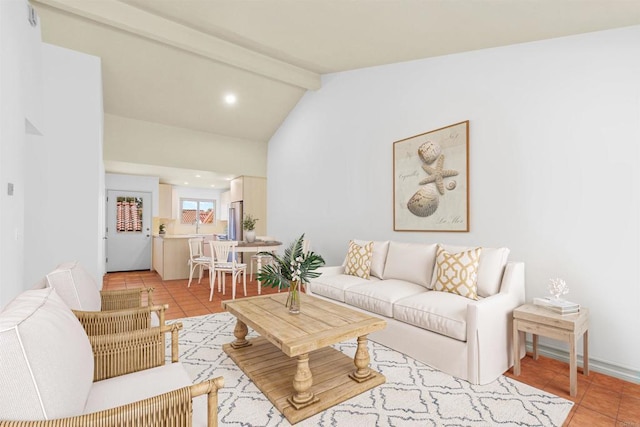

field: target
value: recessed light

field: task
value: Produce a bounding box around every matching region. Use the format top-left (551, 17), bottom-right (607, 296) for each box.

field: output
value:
top-left (195, 174), bottom-right (201, 178)
top-left (210, 184), bottom-right (215, 188)
top-left (184, 182), bottom-right (189, 185)
top-left (224, 93), bottom-right (237, 105)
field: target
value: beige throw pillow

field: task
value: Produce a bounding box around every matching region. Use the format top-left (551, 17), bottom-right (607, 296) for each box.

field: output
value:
top-left (344, 240), bottom-right (373, 279)
top-left (433, 245), bottom-right (482, 300)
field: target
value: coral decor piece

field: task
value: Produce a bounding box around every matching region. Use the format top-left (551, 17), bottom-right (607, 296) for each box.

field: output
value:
top-left (548, 277), bottom-right (569, 300)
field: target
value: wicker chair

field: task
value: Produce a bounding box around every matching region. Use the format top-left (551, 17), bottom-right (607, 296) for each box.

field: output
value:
top-left (0, 288), bottom-right (224, 426)
top-left (44, 261), bottom-right (165, 335)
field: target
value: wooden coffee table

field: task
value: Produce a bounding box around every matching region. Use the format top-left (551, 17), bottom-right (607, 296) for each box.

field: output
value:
top-left (222, 293), bottom-right (386, 424)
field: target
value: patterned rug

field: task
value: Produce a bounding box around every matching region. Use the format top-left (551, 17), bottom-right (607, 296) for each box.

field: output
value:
top-left (169, 313), bottom-right (573, 426)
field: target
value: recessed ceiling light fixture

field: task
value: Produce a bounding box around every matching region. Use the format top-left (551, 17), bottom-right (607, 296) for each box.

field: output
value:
top-left (224, 93), bottom-right (237, 105)
top-left (195, 174), bottom-right (201, 178)
top-left (210, 184), bottom-right (215, 188)
top-left (184, 182), bottom-right (189, 185)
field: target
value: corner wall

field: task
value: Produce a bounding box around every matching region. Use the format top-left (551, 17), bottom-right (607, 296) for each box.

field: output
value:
top-left (24, 43), bottom-right (104, 289)
top-left (267, 26), bottom-right (640, 379)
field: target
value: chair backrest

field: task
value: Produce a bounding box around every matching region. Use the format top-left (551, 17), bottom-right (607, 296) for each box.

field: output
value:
top-left (209, 240), bottom-right (239, 265)
top-left (188, 237), bottom-right (204, 260)
top-left (45, 261), bottom-right (102, 311)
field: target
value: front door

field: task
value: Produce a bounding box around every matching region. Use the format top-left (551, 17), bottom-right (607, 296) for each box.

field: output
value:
top-left (106, 190), bottom-right (152, 272)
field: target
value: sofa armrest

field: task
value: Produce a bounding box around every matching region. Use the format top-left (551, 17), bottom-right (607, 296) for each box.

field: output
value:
top-left (0, 377), bottom-right (225, 427)
top-left (100, 287), bottom-right (155, 310)
top-left (74, 304), bottom-right (168, 336)
top-left (316, 265), bottom-right (345, 276)
top-left (90, 323), bottom-right (182, 381)
top-left (466, 262), bottom-right (525, 384)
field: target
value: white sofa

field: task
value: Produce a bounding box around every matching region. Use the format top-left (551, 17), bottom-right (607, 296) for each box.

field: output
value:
top-left (307, 240), bottom-right (526, 385)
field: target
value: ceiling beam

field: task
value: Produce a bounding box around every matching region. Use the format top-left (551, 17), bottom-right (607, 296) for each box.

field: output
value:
top-left (33, 0), bottom-right (321, 90)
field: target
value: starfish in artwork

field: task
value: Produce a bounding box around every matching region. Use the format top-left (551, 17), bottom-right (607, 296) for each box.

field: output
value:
top-left (419, 154), bottom-right (459, 195)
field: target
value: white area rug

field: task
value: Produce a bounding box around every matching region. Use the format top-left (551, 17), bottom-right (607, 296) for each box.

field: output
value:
top-left (169, 313), bottom-right (573, 426)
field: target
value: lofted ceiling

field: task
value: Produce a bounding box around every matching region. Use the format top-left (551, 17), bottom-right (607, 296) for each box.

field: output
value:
top-left (32, 0), bottom-right (640, 188)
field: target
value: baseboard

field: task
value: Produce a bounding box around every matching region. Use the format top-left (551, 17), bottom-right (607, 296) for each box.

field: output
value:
top-left (525, 341), bottom-right (640, 385)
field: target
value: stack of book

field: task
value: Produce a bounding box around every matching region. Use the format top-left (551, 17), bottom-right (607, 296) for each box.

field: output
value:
top-left (533, 297), bottom-right (580, 315)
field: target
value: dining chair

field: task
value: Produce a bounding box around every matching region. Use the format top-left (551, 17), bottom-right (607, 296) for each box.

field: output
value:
top-left (250, 236), bottom-right (277, 294)
top-left (208, 240), bottom-right (247, 301)
top-left (187, 237), bottom-right (211, 287)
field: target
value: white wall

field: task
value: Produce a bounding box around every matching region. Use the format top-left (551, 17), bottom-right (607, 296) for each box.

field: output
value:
top-left (24, 43), bottom-right (104, 290)
top-left (104, 114), bottom-right (268, 177)
top-left (268, 26), bottom-right (640, 380)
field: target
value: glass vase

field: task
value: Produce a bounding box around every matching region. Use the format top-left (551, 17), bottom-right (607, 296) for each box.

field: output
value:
top-left (286, 281), bottom-right (301, 314)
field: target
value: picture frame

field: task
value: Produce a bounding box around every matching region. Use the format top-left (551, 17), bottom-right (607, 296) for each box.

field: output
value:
top-left (393, 121), bottom-right (469, 232)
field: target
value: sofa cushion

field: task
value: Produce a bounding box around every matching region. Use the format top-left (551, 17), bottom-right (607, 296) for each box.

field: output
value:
top-left (435, 244), bottom-right (510, 297)
top-left (382, 242), bottom-right (437, 288)
top-left (393, 291), bottom-right (470, 342)
top-left (0, 288), bottom-right (94, 421)
top-left (310, 274), bottom-right (374, 302)
top-left (344, 240), bottom-right (373, 279)
top-left (432, 245), bottom-right (481, 300)
top-left (84, 363), bottom-right (206, 426)
top-left (45, 261), bottom-right (101, 311)
top-left (344, 279), bottom-right (426, 317)
top-left (353, 239), bottom-right (390, 279)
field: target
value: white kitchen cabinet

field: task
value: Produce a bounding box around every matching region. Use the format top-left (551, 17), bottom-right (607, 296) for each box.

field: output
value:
top-left (159, 183), bottom-right (173, 218)
top-left (219, 190), bottom-right (230, 220)
top-left (230, 176), bottom-right (267, 236)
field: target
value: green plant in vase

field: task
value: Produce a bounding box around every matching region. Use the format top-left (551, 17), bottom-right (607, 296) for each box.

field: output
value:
top-left (242, 214), bottom-right (258, 242)
top-left (257, 234), bottom-right (325, 314)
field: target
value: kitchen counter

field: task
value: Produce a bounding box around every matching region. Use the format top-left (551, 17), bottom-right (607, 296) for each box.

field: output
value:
top-left (153, 236), bottom-right (192, 280)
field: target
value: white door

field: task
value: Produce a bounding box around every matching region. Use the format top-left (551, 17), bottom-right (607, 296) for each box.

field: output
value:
top-left (106, 190), bottom-right (152, 272)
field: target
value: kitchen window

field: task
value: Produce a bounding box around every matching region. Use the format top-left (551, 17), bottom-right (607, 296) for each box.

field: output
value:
top-left (180, 198), bottom-right (215, 225)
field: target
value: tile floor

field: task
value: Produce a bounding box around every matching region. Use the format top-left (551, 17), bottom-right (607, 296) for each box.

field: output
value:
top-left (103, 270), bottom-right (640, 427)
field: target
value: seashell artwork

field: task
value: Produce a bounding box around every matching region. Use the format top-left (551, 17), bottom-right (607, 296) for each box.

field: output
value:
top-left (446, 181), bottom-right (457, 190)
top-left (419, 154), bottom-right (459, 195)
top-left (418, 141), bottom-right (442, 164)
top-left (407, 185), bottom-right (439, 217)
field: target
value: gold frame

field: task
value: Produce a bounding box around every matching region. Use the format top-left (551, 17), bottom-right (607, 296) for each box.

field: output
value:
top-left (393, 121), bottom-right (469, 232)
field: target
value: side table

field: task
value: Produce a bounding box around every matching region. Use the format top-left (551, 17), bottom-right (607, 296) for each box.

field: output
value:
top-left (512, 303), bottom-right (589, 397)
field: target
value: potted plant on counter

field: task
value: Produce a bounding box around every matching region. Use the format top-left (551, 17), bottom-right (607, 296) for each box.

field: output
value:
top-left (242, 214), bottom-right (258, 242)
top-left (159, 223), bottom-right (166, 235)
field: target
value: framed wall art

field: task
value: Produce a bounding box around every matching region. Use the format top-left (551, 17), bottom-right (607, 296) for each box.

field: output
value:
top-left (393, 121), bottom-right (469, 232)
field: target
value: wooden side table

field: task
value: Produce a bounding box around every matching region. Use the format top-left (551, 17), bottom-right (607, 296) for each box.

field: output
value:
top-left (512, 303), bottom-right (589, 397)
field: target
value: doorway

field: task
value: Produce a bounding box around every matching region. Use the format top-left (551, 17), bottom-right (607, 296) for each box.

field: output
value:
top-left (106, 190), bottom-right (152, 272)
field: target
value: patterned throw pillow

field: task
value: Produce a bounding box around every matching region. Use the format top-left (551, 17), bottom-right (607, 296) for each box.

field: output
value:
top-left (432, 245), bottom-right (482, 300)
top-left (344, 240), bottom-right (374, 279)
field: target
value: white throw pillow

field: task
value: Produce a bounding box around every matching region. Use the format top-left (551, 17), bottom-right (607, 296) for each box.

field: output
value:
top-left (382, 242), bottom-right (438, 288)
top-left (45, 261), bottom-right (102, 311)
top-left (0, 288), bottom-right (94, 421)
top-left (353, 239), bottom-right (390, 279)
top-left (432, 244), bottom-right (510, 297)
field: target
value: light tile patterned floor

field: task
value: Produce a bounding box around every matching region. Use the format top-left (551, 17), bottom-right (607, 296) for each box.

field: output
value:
top-left (103, 270), bottom-right (640, 427)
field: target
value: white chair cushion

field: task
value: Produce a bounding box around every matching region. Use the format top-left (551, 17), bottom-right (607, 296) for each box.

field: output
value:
top-left (344, 279), bottom-right (426, 317)
top-left (310, 274), bottom-right (373, 302)
top-left (393, 291), bottom-right (470, 342)
top-left (45, 261), bottom-right (102, 311)
top-left (353, 239), bottom-right (390, 279)
top-left (382, 242), bottom-right (437, 288)
top-left (0, 288), bottom-right (94, 421)
top-left (85, 363), bottom-right (206, 427)
top-left (433, 244), bottom-right (510, 297)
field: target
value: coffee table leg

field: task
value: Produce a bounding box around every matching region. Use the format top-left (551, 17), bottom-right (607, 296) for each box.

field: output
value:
top-left (230, 319), bottom-right (252, 349)
top-left (349, 335), bottom-right (375, 383)
top-left (287, 353), bottom-right (319, 410)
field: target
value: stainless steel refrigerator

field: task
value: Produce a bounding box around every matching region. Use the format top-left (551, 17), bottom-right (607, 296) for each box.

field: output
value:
top-left (228, 201), bottom-right (243, 242)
